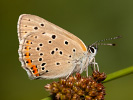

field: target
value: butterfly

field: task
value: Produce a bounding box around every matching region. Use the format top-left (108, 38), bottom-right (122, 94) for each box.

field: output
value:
top-left (17, 14), bottom-right (121, 79)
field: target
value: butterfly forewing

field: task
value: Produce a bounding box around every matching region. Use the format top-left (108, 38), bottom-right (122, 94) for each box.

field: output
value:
top-left (18, 14), bottom-right (88, 79)
top-left (18, 14), bottom-right (87, 51)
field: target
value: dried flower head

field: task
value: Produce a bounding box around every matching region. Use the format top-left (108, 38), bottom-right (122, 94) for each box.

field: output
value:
top-left (44, 71), bottom-right (106, 100)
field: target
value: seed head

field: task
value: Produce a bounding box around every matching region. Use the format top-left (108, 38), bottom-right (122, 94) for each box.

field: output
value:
top-left (44, 71), bottom-right (106, 100)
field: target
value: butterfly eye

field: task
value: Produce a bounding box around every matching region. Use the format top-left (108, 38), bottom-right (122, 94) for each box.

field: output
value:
top-left (90, 47), bottom-right (94, 53)
top-left (89, 46), bottom-right (97, 54)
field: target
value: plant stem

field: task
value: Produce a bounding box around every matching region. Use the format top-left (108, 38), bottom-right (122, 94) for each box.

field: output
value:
top-left (103, 66), bottom-right (133, 83)
top-left (42, 96), bottom-right (52, 100)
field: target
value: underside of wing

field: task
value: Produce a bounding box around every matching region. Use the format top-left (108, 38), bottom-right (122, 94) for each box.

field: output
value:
top-left (19, 31), bottom-right (87, 79)
top-left (18, 14), bottom-right (88, 79)
top-left (17, 14), bottom-right (87, 52)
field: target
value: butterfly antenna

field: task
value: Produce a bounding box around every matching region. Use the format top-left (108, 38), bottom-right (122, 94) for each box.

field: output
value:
top-left (91, 36), bottom-right (122, 47)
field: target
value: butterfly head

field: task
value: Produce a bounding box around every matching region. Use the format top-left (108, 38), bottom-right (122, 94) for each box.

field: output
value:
top-left (87, 36), bottom-right (121, 58)
top-left (88, 45), bottom-right (97, 58)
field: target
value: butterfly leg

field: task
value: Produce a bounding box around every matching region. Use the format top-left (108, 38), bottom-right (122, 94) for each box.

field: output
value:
top-left (90, 58), bottom-right (99, 72)
top-left (94, 62), bottom-right (99, 71)
top-left (66, 71), bottom-right (73, 79)
top-left (85, 58), bottom-right (90, 77)
top-left (86, 67), bottom-right (88, 77)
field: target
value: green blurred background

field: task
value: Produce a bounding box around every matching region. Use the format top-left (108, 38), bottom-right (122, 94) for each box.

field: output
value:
top-left (1, 0), bottom-right (133, 100)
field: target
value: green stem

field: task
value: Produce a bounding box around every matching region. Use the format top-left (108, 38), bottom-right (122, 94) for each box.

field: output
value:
top-left (103, 66), bottom-right (133, 83)
top-left (42, 96), bottom-right (52, 100)
top-left (42, 66), bottom-right (133, 100)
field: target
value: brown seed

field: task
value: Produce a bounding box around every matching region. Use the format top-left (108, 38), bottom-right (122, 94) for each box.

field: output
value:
top-left (56, 92), bottom-right (62, 99)
top-left (58, 84), bottom-right (64, 91)
top-left (77, 89), bottom-right (84, 96)
top-left (97, 83), bottom-right (104, 91)
top-left (73, 86), bottom-right (79, 92)
top-left (44, 84), bottom-right (52, 91)
top-left (66, 81), bottom-right (73, 88)
top-left (85, 85), bottom-right (90, 92)
top-left (66, 88), bottom-right (71, 94)
top-left (61, 94), bottom-right (66, 100)
top-left (98, 72), bottom-right (106, 81)
top-left (61, 88), bottom-right (67, 94)
top-left (89, 90), bottom-right (97, 97)
top-left (68, 76), bottom-right (75, 82)
top-left (60, 79), bottom-right (66, 85)
top-left (52, 82), bottom-right (59, 88)
top-left (52, 87), bottom-right (59, 93)
top-left (72, 94), bottom-right (80, 100)
top-left (97, 94), bottom-right (104, 100)
top-left (65, 93), bottom-right (72, 99)
top-left (75, 81), bottom-right (81, 87)
top-left (85, 95), bottom-right (92, 100)
top-left (76, 73), bottom-right (81, 80)
top-left (81, 83), bottom-right (87, 89)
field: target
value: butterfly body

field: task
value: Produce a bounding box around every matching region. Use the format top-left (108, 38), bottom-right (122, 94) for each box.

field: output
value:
top-left (18, 14), bottom-right (96, 79)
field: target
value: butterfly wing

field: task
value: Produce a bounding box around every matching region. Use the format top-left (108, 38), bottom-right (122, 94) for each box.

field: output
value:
top-left (18, 14), bottom-right (88, 79)
top-left (18, 14), bottom-right (87, 51)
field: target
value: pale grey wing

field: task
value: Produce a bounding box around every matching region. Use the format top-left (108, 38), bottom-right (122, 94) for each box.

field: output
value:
top-left (19, 31), bottom-right (85, 79)
top-left (17, 14), bottom-right (87, 52)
